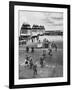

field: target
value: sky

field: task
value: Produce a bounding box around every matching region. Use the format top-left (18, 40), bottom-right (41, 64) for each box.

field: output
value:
top-left (19, 10), bottom-right (63, 32)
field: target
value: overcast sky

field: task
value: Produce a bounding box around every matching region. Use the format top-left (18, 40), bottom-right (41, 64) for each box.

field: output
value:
top-left (19, 10), bottom-right (63, 31)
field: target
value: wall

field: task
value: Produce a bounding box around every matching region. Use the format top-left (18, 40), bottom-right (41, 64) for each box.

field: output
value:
top-left (0, 0), bottom-right (71, 90)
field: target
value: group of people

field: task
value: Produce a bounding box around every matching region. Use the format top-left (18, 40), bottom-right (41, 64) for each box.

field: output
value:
top-left (24, 55), bottom-right (37, 76)
top-left (26, 46), bottom-right (34, 53)
top-left (23, 41), bottom-right (57, 76)
top-left (47, 41), bottom-right (57, 56)
top-left (24, 51), bottom-right (47, 76)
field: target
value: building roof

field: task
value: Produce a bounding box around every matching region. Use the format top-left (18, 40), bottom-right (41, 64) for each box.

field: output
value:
top-left (32, 24), bottom-right (45, 30)
top-left (21, 23), bottom-right (31, 30)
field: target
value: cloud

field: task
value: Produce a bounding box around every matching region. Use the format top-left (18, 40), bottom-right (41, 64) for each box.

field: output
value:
top-left (19, 10), bottom-right (63, 31)
top-left (51, 17), bottom-right (63, 20)
top-left (42, 12), bottom-right (63, 27)
top-left (42, 18), bottom-right (63, 26)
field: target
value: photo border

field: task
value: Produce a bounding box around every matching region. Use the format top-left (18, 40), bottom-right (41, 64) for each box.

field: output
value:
top-left (9, 1), bottom-right (70, 89)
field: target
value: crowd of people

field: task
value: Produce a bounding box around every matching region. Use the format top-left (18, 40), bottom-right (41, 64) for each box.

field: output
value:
top-left (21, 41), bottom-right (57, 77)
top-left (24, 48), bottom-right (56, 77)
top-left (24, 55), bottom-right (37, 76)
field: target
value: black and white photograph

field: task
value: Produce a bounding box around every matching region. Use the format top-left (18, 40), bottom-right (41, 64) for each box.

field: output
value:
top-left (19, 11), bottom-right (63, 79)
top-left (9, 1), bottom-right (70, 88)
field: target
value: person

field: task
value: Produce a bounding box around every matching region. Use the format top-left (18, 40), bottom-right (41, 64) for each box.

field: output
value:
top-left (31, 47), bottom-right (34, 53)
top-left (29, 57), bottom-right (33, 69)
top-left (55, 44), bottom-right (57, 51)
top-left (37, 36), bottom-right (39, 41)
top-left (48, 48), bottom-right (52, 56)
top-left (25, 59), bottom-right (28, 65)
top-left (51, 41), bottom-right (57, 51)
top-left (42, 50), bottom-right (46, 59)
top-left (24, 56), bottom-right (29, 68)
top-left (33, 64), bottom-right (37, 76)
top-left (32, 38), bottom-right (33, 43)
top-left (40, 56), bottom-right (44, 68)
top-left (26, 46), bottom-right (29, 53)
top-left (25, 55), bottom-right (29, 61)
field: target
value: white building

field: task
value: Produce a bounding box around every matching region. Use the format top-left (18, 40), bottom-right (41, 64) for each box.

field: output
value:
top-left (20, 23), bottom-right (31, 36)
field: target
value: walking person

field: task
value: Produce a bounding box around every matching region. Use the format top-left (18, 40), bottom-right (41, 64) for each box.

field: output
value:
top-left (29, 57), bottom-right (33, 69)
top-left (31, 47), bottom-right (34, 53)
top-left (48, 48), bottom-right (52, 56)
top-left (40, 56), bottom-right (44, 68)
top-left (26, 46), bottom-right (29, 53)
top-left (33, 64), bottom-right (37, 76)
top-left (42, 50), bottom-right (46, 59)
top-left (54, 44), bottom-right (57, 51)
